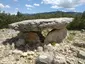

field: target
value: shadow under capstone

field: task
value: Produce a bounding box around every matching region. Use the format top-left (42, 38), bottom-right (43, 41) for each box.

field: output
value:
top-left (2, 31), bottom-right (45, 52)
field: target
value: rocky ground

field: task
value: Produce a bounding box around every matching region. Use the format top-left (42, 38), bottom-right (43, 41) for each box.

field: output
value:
top-left (0, 28), bottom-right (85, 64)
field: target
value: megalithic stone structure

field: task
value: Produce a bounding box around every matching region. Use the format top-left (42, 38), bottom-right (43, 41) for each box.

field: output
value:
top-left (9, 18), bottom-right (73, 46)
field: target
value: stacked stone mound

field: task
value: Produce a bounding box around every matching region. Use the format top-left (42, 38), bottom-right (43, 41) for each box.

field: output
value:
top-left (9, 18), bottom-right (73, 49)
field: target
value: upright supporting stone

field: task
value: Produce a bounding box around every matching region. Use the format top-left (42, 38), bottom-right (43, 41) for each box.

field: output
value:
top-left (23, 31), bottom-right (44, 43)
top-left (44, 28), bottom-right (67, 44)
top-left (22, 31), bottom-right (44, 50)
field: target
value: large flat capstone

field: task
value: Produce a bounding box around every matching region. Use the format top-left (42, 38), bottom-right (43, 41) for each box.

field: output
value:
top-left (9, 18), bottom-right (73, 31)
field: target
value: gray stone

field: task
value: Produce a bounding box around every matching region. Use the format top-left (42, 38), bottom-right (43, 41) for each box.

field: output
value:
top-left (37, 46), bottom-right (43, 52)
top-left (9, 18), bottom-right (73, 31)
top-left (22, 32), bottom-right (42, 50)
top-left (0, 29), bottom-right (19, 43)
top-left (77, 50), bottom-right (85, 59)
top-left (36, 52), bottom-right (54, 64)
top-left (78, 61), bottom-right (84, 64)
top-left (44, 44), bottom-right (58, 52)
top-left (73, 42), bottom-right (85, 48)
top-left (81, 29), bottom-right (85, 32)
top-left (12, 49), bottom-right (23, 55)
top-left (15, 38), bottom-right (25, 47)
top-left (66, 57), bottom-right (78, 64)
top-left (44, 28), bottom-right (67, 44)
top-left (53, 55), bottom-right (66, 64)
top-left (27, 51), bottom-right (35, 55)
top-left (23, 32), bottom-right (41, 44)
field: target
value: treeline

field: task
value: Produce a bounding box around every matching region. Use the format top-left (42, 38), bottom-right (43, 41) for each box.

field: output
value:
top-left (0, 11), bottom-right (85, 30)
top-left (67, 11), bottom-right (85, 30)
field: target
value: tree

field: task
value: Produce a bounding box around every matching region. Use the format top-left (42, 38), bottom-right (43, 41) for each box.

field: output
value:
top-left (81, 11), bottom-right (85, 19)
top-left (67, 14), bottom-right (81, 30)
top-left (17, 11), bottom-right (23, 17)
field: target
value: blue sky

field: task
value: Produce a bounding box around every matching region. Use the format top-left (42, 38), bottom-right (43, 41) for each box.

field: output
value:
top-left (0, 0), bottom-right (85, 14)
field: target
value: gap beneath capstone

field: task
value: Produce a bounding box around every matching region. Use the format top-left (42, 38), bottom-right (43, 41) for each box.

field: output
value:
top-left (15, 31), bottom-right (45, 51)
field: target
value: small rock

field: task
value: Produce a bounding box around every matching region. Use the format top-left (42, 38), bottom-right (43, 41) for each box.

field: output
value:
top-left (12, 49), bottom-right (23, 55)
top-left (27, 51), bottom-right (35, 55)
top-left (44, 44), bottom-right (58, 52)
top-left (81, 29), bottom-right (85, 32)
top-left (27, 56), bottom-right (34, 60)
top-left (73, 42), bottom-right (85, 48)
top-left (53, 56), bottom-right (66, 64)
top-left (77, 50), bottom-right (85, 59)
top-left (66, 57), bottom-right (78, 64)
top-left (78, 61), bottom-right (84, 64)
top-left (15, 39), bottom-right (25, 47)
top-left (36, 52), bottom-right (54, 64)
top-left (37, 46), bottom-right (43, 52)
top-left (21, 52), bottom-right (28, 57)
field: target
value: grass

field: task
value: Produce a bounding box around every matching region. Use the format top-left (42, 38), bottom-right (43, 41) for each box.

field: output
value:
top-left (67, 32), bottom-right (76, 41)
top-left (51, 42), bottom-right (56, 46)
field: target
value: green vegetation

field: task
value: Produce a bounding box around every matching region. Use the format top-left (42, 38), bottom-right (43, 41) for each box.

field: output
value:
top-left (0, 10), bottom-right (85, 30)
top-left (67, 32), bottom-right (76, 41)
top-left (67, 11), bottom-right (85, 30)
top-left (51, 42), bottom-right (56, 46)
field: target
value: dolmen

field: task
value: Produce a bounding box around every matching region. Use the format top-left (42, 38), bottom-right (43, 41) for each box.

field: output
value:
top-left (9, 18), bottom-right (73, 49)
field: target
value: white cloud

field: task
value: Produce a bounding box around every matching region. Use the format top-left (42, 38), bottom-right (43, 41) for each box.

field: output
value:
top-left (25, 3), bottom-right (40, 10)
top-left (25, 4), bottom-right (34, 10)
top-left (0, 3), bottom-right (10, 8)
top-left (5, 5), bottom-right (10, 8)
top-left (34, 3), bottom-right (40, 6)
top-left (0, 3), bottom-right (5, 8)
top-left (51, 5), bottom-right (60, 9)
top-left (25, 4), bottom-right (33, 8)
top-left (41, 0), bottom-right (83, 9)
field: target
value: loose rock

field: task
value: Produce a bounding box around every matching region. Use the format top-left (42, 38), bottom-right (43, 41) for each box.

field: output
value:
top-left (36, 52), bottom-right (54, 64)
top-left (77, 50), bottom-right (85, 59)
top-left (53, 54), bottom-right (66, 64)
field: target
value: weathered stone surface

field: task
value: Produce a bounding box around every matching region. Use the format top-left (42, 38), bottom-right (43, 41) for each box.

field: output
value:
top-left (12, 49), bottom-right (23, 54)
top-left (12, 50), bottom-right (35, 57)
top-left (0, 29), bottom-right (19, 43)
top-left (73, 42), bottom-right (85, 48)
top-left (15, 38), bottom-right (25, 47)
top-left (20, 31), bottom-right (44, 50)
top-left (66, 57), bottom-right (78, 64)
top-left (36, 51), bottom-right (67, 64)
top-left (37, 46), bottom-right (43, 52)
top-left (77, 50), bottom-right (85, 59)
top-left (53, 55), bottom-right (66, 64)
top-left (23, 31), bottom-right (44, 43)
top-left (9, 18), bottom-right (73, 31)
top-left (36, 52), bottom-right (54, 64)
top-left (1, 29), bottom-right (85, 64)
top-left (44, 44), bottom-right (59, 52)
top-left (44, 28), bottom-right (67, 44)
